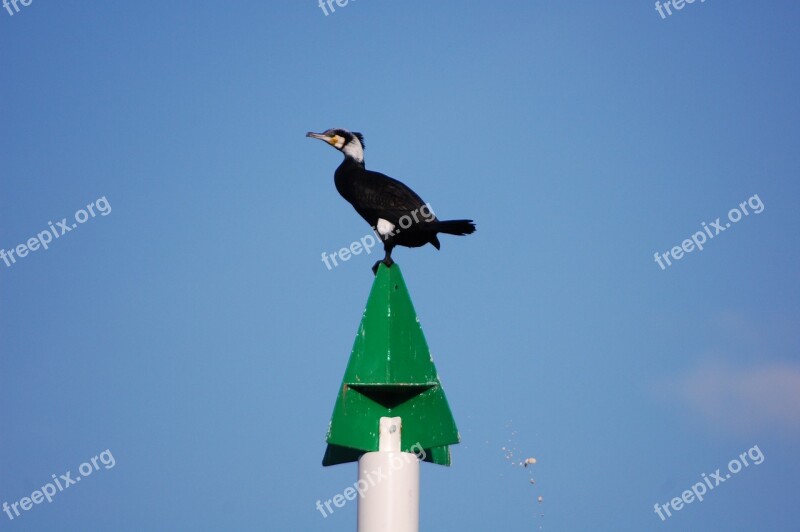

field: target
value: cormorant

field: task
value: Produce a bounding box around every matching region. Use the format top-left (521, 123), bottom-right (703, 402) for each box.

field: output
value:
top-left (306, 128), bottom-right (476, 273)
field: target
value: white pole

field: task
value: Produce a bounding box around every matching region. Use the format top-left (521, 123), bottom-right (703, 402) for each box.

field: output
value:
top-left (357, 417), bottom-right (420, 532)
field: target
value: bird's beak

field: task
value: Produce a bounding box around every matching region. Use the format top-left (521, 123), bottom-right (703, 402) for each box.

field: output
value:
top-left (307, 131), bottom-right (345, 149)
top-left (306, 131), bottom-right (330, 142)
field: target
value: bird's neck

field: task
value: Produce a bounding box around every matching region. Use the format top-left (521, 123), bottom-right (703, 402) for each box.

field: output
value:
top-left (334, 156), bottom-right (365, 198)
top-left (338, 155), bottom-right (365, 171)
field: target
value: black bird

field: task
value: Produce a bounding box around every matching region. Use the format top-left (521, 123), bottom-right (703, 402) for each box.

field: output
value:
top-left (306, 128), bottom-right (476, 273)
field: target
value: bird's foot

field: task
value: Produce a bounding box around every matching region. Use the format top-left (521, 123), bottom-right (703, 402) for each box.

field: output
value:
top-left (371, 258), bottom-right (394, 275)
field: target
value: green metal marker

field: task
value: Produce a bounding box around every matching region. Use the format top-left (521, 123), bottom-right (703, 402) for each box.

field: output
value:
top-left (323, 263), bottom-right (460, 467)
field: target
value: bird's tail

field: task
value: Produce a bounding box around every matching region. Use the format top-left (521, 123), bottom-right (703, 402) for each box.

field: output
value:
top-left (434, 219), bottom-right (476, 236)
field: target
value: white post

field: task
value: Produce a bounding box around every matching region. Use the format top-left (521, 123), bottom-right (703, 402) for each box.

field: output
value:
top-left (357, 417), bottom-right (420, 532)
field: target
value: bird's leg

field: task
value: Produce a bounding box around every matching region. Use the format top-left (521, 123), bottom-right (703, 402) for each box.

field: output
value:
top-left (383, 247), bottom-right (394, 268)
top-left (372, 246), bottom-right (395, 275)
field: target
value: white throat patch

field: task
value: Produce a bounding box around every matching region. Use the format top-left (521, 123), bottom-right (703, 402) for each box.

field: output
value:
top-left (342, 138), bottom-right (364, 163)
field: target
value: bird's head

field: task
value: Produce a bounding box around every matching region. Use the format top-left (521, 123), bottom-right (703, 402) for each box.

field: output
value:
top-left (306, 128), bottom-right (365, 163)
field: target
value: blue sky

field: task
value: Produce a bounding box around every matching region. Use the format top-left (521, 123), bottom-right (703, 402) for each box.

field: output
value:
top-left (1, 1), bottom-right (799, 530)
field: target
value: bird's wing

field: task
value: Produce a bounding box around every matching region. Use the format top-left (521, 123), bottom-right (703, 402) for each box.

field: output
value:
top-left (351, 170), bottom-right (434, 224)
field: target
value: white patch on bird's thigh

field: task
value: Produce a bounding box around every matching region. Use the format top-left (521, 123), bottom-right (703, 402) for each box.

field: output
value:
top-left (342, 137), bottom-right (364, 162)
top-left (376, 218), bottom-right (395, 236)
